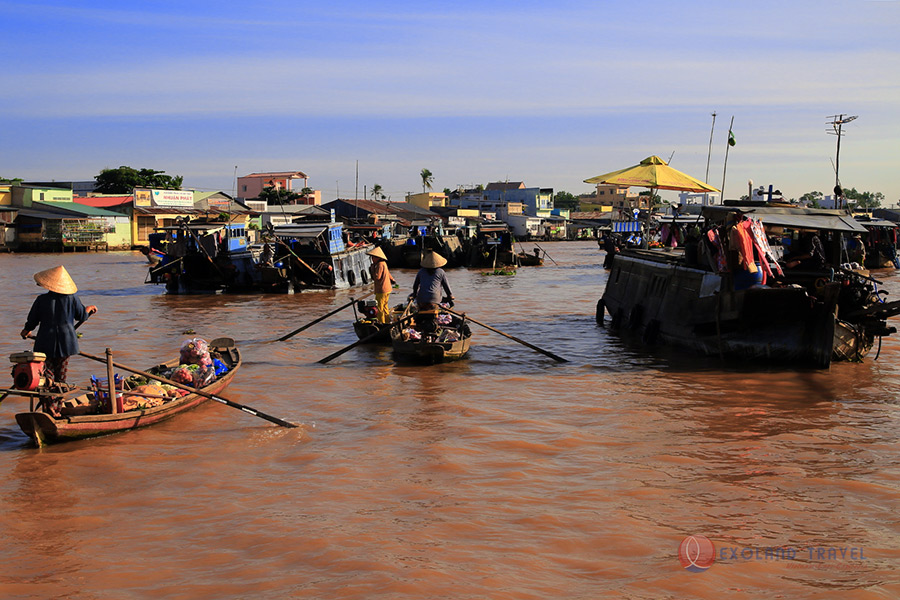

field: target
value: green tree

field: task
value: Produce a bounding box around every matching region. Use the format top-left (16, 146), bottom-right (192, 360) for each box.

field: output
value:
top-left (553, 191), bottom-right (580, 211)
top-left (370, 184), bottom-right (385, 201)
top-left (420, 168), bottom-right (434, 193)
top-left (259, 185), bottom-right (301, 205)
top-left (843, 187), bottom-right (883, 210)
top-left (799, 190), bottom-right (823, 208)
top-left (1, 176), bottom-right (24, 184)
top-left (94, 166), bottom-right (183, 193)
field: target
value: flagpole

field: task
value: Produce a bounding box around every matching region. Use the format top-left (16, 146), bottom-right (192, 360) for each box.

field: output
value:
top-left (704, 111), bottom-right (716, 205)
top-left (721, 116), bottom-right (735, 201)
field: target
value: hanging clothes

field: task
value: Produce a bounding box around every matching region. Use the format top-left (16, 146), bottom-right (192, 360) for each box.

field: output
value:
top-left (706, 228), bottom-right (728, 273)
top-left (729, 220), bottom-right (758, 274)
top-left (748, 218), bottom-right (783, 278)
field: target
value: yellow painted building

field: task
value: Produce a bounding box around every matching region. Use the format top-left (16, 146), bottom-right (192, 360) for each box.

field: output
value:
top-left (406, 192), bottom-right (447, 210)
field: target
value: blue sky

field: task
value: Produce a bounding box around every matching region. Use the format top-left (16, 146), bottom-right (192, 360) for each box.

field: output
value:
top-left (2, 0), bottom-right (899, 205)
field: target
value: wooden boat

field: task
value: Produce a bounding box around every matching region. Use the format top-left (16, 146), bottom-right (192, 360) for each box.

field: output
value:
top-left (12, 338), bottom-right (241, 446)
top-left (147, 220), bottom-right (373, 294)
top-left (516, 250), bottom-right (544, 266)
top-left (390, 306), bottom-right (472, 363)
top-left (598, 204), bottom-right (900, 368)
top-left (352, 301), bottom-right (406, 344)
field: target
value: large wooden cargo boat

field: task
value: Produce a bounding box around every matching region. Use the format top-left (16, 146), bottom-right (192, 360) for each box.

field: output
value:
top-left (598, 204), bottom-right (900, 368)
top-left (147, 220), bottom-right (372, 294)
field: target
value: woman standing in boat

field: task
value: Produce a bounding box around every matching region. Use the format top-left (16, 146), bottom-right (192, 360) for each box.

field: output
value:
top-left (20, 265), bottom-right (98, 386)
top-left (410, 251), bottom-right (454, 332)
top-left (367, 246), bottom-right (397, 323)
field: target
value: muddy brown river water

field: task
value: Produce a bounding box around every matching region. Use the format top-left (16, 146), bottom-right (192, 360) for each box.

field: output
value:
top-left (1, 242), bottom-right (898, 599)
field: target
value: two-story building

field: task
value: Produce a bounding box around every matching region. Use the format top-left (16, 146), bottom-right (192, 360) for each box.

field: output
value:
top-left (236, 171), bottom-right (320, 205)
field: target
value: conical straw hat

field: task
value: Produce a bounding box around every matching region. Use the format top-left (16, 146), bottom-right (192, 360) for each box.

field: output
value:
top-left (421, 251), bottom-right (447, 268)
top-left (366, 246), bottom-right (387, 261)
top-left (34, 265), bottom-right (78, 294)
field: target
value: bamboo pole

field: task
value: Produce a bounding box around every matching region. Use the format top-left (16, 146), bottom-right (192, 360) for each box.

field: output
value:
top-left (106, 347), bottom-right (118, 414)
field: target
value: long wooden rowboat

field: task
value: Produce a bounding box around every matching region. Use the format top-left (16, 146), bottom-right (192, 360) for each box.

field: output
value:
top-left (390, 312), bottom-right (472, 363)
top-left (14, 337), bottom-right (241, 446)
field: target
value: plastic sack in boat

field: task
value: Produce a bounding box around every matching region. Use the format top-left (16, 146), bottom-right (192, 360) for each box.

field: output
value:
top-left (180, 338), bottom-right (213, 370)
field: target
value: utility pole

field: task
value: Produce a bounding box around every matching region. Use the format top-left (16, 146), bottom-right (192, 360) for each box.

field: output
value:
top-left (826, 114), bottom-right (857, 209)
top-left (704, 112), bottom-right (716, 205)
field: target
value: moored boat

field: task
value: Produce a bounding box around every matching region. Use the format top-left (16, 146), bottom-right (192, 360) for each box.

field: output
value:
top-left (598, 203), bottom-right (900, 367)
top-left (9, 338), bottom-right (241, 446)
top-left (148, 219), bottom-right (373, 294)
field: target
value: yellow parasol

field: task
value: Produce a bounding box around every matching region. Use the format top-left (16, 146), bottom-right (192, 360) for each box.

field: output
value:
top-left (584, 155), bottom-right (720, 193)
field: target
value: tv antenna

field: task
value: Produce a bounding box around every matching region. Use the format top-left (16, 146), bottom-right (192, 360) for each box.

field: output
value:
top-left (826, 114), bottom-right (857, 208)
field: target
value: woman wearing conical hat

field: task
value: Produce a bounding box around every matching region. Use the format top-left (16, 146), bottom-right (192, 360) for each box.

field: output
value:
top-left (366, 246), bottom-right (397, 324)
top-left (410, 251), bottom-right (454, 332)
top-left (20, 266), bottom-right (98, 387)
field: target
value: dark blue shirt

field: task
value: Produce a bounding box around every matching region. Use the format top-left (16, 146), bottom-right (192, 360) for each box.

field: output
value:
top-left (24, 292), bottom-right (89, 358)
top-left (412, 268), bottom-right (452, 305)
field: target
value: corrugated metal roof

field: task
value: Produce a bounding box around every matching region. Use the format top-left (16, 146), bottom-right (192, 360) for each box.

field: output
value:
top-left (34, 201), bottom-right (123, 217)
top-left (703, 205), bottom-right (869, 233)
top-left (74, 196), bottom-right (133, 208)
top-left (242, 171), bottom-right (308, 179)
top-left (17, 207), bottom-right (88, 220)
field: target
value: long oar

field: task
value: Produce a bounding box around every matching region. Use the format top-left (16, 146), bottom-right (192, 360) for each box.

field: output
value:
top-left (318, 309), bottom-right (415, 364)
top-left (276, 290), bottom-right (374, 342)
top-left (78, 350), bottom-right (299, 428)
top-left (444, 308), bottom-right (568, 363)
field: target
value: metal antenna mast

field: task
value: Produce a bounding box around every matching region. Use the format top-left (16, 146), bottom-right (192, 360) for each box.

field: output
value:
top-left (826, 113), bottom-right (858, 209)
top-left (704, 111), bottom-right (716, 205)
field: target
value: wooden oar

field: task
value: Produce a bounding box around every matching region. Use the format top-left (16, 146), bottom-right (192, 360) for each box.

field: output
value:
top-left (276, 290), bottom-right (375, 342)
top-left (318, 310), bottom-right (415, 364)
top-left (78, 350), bottom-right (299, 428)
top-left (444, 308), bottom-right (568, 363)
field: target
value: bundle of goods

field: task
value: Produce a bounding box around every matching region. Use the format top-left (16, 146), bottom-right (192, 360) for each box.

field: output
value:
top-left (401, 328), bottom-right (422, 342)
top-left (121, 383), bottom-right (183, 411)
top-left (166, 338), bottom-right (219, 388)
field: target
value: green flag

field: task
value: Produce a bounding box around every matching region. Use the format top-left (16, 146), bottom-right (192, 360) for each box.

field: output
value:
top-left (728, 129), bottom-right (736, 147)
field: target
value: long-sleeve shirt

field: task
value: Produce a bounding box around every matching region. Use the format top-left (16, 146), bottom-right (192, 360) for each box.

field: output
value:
top-left (370, 261), bottom-right (394, 294)
top-left (24, 292), bottom-right (89, 358)
top-left (412, 268), bottom-right (452, 305)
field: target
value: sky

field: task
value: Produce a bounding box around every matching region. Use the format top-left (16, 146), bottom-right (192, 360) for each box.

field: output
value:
top-left (2, 0), bottom-right (899, 206)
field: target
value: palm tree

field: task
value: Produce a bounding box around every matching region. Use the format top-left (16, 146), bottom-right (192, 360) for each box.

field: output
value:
top-left (370, 183), bottom-right (385, 201)
top-left (420, 168), bottom-right (434, 193)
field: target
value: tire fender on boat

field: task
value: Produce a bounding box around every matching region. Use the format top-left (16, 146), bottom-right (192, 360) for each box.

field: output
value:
top-left (596, 299), bottom-right (605, 325)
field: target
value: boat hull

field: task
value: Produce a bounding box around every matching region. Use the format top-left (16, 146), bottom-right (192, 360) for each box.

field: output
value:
top-left (389, 314), bottom-right (472, 363)
top-left (390, 335), bottom-right (471, 363)
top-left (600, 252), bottom-right (837, 367)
